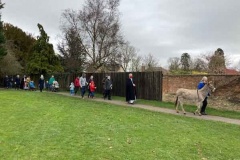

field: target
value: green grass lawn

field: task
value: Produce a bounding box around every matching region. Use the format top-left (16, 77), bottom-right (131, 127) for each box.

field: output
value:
top-left (0, 90), bottom-right (240, 160)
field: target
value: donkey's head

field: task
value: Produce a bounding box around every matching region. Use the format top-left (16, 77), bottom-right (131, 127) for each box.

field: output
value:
top-left (207, 81), bottom-right (216, 92)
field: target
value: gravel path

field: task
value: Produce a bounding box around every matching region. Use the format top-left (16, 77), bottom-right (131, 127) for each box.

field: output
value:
top-left (56, 92), bottom-right (240, 126)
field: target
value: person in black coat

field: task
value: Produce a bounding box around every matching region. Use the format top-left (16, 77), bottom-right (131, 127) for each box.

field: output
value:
top-left (104, 76), bottom-right (112, 100)
top-left (4, 75), bottom-right (9, 89)
top-left (38, 75), bottom-right (45, 92)
top-left (20, 75), bottom-right (26, 89)
top-left (126, 73), bottom-right (136, 104)
top-left (15, 75), bottom-right (21, 90)
top-left (102, 75), bottom-right (108, 98)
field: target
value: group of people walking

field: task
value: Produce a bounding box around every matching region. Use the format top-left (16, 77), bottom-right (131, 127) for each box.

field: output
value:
top-left (71, 73), bottom-right (113, 100)
top-left (3, 75), bottom-right (36, 90)
top-left (71, 73), bottom-right (89, 98)
top-left (3, 74), bottom-right (59, 92)
top-left (71, 73), bottom-right (137, 104)
top-left (2, 73), bottom-right (210, 114)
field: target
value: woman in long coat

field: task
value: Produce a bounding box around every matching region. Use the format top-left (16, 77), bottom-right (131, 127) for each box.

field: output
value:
top-left (20, 75), bottom-right (26, 89)
top-left (126, 73), bottom-right (136, 104)
top-left (39, 75), bottom-right (45, 92)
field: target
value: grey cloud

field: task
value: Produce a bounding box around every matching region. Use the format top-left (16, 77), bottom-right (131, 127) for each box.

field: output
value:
top-left (2, 0), bottom-right (240, 68)
top-left (120, 0), bottom-right (240, 67)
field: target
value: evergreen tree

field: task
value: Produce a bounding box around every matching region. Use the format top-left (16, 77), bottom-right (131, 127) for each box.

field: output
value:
top-left (27, 24), bottom-right (63, 75)
top-left (3, 23), bottom-right (36, 72)
top-left (181, 53), bottom-right (191, 71)
top-left (0, 1), bottom-right (7, 60)
top-left (208, 48), bottom-right (226, 74)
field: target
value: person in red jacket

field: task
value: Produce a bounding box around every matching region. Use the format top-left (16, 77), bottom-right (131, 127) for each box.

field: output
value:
top-left (74, 76), bottom-right (80, 95)
top-left (89, 80), bottom-right (97, 98)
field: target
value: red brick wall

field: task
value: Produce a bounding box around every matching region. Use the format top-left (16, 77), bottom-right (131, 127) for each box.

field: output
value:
top-left (163, 75), bottom-right (240, 94)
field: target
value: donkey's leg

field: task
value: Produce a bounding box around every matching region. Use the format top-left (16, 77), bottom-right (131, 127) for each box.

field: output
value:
top-left (179, 100), bottom-right (186, 115)
top-left (176, 101), bottom-right (179, 113)
top-left (175, 97), bottom-right (179, 113)
top-left (194, 102), bottom-right (199, 115)
top-left (195, 102), bottom-right (202, 116)
top-left (197, 103), bottom-right (202, 116)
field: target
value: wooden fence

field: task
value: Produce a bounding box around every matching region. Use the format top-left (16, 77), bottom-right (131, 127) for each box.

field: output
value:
top-left (0, 71), bottom-right (163, 101)
top-left (56, 72), bottom-right (163, 101)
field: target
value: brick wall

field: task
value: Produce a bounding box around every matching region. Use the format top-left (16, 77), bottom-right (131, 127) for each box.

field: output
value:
top-left (163, 74), bottom-right (240, 94)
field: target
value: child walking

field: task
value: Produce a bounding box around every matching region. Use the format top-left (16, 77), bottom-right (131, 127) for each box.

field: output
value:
top-left (89, 80), bottom-right (97, 98)
top-left (70, 82), bottom-right (75, 96)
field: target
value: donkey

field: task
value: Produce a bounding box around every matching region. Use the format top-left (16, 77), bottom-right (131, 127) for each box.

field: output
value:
top-left (175, 81), bottom-right (216, 116)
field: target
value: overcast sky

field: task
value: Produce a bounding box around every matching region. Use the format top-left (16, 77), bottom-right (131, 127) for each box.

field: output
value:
top-left (2, 0), bottom-right (240, 69)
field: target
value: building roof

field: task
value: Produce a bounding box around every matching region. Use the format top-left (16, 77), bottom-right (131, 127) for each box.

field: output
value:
top-left (225, 68), bottom-right (239, 75)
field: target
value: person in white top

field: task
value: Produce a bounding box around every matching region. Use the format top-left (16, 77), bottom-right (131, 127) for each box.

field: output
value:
top-left (69, 82), bottom-right (75, 96)
top-left (80, 73), bottom-right (88, 98)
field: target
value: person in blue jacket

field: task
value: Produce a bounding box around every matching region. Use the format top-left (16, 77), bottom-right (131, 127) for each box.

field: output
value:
top-left (197, 76), bottom-right (209, 115)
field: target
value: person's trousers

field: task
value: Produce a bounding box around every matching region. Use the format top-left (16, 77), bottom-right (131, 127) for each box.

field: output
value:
top-left (74, 86), bottom-right (80, 94)
top-left (104, 90), bottom-right (111, 100)
top-left (103, 88), bottom-right (106, 97)
top-left (70, 90), bottom-right (74, 95)
top-left (15, 84), bottom-right (20, 90)
top-left (81, 86), bottom-right (86, 97)
top-left (201, 97), bottom-right (208, 113)
top-left (90, 91), bottom-right (94, 98)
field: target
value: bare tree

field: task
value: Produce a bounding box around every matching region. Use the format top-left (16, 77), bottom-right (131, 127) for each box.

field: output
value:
top-left (237, 60), bottom-right (240, 72)
top-left (60, 0), bottom-right (122, 72)
top-left (208, 48), bottom-right (226, 74)
top-left (130, 55), bottom-right (142, 72)
top-left (168, 57), bottom-right (181, 71)
top-left (142, 53), bottom-right (159, 71)
top-left (118, 42), bottom-right (137, 72)
top-left (192, 57), bottom-right (208, 72)
top-left (58, 27), bottom-right (86, 73)
top-left (202, 48), bottom-right (227, 74)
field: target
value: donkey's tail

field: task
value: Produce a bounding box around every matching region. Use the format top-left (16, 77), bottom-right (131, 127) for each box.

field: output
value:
top-left (175, 96), bottom-right (178, 107)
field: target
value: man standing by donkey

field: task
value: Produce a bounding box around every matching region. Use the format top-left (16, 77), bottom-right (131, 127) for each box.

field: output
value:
top-left (197, 76), bottom-right (209, 115)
